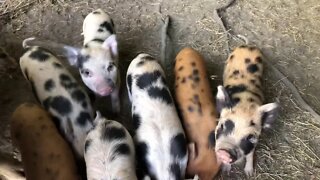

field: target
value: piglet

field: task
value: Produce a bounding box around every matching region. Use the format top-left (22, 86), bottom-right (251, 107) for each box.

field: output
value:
top-left (174, 48), bottom-right (220, 180)
top-left (126, 53), bottom-right (188, 180)
top-left (20, 39), bottom-right (94, 178)
top-left (64, 9), bottom-right (120, 113)
top-left (215, 45), bottom-right (279, 175)
top-left (84, 112), bottom-right (137, 180)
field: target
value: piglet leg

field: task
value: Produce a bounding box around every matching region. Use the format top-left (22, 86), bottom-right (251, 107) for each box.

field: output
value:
top-left (186, 142), bottom-right (199, 176)
top-left (244, 150), bottom-right (254, 176)
top-left (188, 143), bottom-right (197, 161)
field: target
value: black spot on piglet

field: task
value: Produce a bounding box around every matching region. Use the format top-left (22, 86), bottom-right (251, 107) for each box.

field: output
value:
top-left (132, 113), bottom-right (141, 130)
top-left (240, 135), bottom-right (255, 155)
top-left (225, 84), bottom-right (247, 96)
top-left (29, 49), bottom-right (50, 62)
top-left (101, 126), bottom-right (126, 141)
top-left (178, 66), bottom-right (184, 71)
top-left (147, 87), bottom-right (172, 104)
top-left (224, 119), bottom-right (235, 135)
top-left (60, 74), bottom-right (78, 89)
top-left (136, 142), bottom-right (150, 179)
top-left (193, 69), bottom-right (199, 75)
top-left (100, 21), bottom-right (114, 34)
top-left (247, 64), bottom-right (259, 73)
top-left (181, 77), bottom-right (186, 83)
top-left (71, 89), bottom-right (86, 102)
top-left (50, 96), bottom-right (72, 115)
top-left (136, 71), bottom-right (162, 89)
top-left (232, 97), bottom-right (240, 105)
top-left (255, 56), bottom-right (262, 63)
top-left (44, 79), bottom-right (55, 91)
top-left (135, 142), bottom-right (151, 179)
top-left (77, 112), bottom-right (91, 126)
top-left (137, 60), bottom-right (145, 66)
top-left (170, 163), bottom-right (181, 180)
top-left (250, 79), bottom-right (256, 84)
top-left (170, 133), bottom-right (187, 159)
top-left (42, 97), bottom-right (51, 110)
top-left (113, 143), bottom-right (131, 157)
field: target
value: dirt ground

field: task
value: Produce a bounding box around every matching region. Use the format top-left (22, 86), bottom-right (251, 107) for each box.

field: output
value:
top-left (0, 0), bottom-right (320, 179)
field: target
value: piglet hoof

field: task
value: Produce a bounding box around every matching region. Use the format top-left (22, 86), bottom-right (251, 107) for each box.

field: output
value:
top-left (244, 166), bottom-right (254, 176)
top-left (188, 143), bottom-right (196, 160)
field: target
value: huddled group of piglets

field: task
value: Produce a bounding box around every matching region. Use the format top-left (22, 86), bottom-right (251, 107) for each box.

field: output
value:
top-left (8, 8), bottom-right (279, 180)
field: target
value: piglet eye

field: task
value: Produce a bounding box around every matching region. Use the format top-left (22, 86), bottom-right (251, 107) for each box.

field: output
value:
top-left (107, 63), bottom-right (115, 72)
top-left (81, 68), bottom-right (92, 77)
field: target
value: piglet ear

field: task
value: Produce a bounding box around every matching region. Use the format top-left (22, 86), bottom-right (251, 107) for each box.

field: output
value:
top-left (216, 85), bottom-right (232, 114)
top-left (63, 46), bottom-right (82, 66)
top-left (102, 34), bottom-right (118, 57)
top-left (258, 103), bottom-right (280, 129)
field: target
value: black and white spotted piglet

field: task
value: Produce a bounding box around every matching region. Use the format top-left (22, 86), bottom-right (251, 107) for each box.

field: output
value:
top-left (64, 9), bottom-right (120, 113)
top-left (126, 54), bottom-right (188, 180)
top-left (19, 42), bottom-right (94, 160)
top-left (84, 112), bottom-right (137, 180)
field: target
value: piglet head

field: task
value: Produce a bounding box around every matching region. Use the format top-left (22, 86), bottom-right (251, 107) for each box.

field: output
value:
top-left (64, 35), bottom-right (118, 96)
top-left (215, 86), bottom-right (279, 165)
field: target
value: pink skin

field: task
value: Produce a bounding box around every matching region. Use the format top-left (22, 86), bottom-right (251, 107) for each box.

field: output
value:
top-left (217, 150), bottom-right (233, 164)
top-left (94, 76), bottom-right (114, 96)
top-left (96, 86), bottom-right (113, 96)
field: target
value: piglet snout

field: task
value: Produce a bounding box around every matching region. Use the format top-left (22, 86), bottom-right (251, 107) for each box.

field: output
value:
top-left (217, 149), bottom-right (237, 164)
top-left (96, 79), bottom-right (115, 96)
top-left (96, 86), bottom-right (113, 96)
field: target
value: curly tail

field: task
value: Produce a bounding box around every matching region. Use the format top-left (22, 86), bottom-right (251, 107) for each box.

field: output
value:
top-left (22, 37), bottom-right (36, 49)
